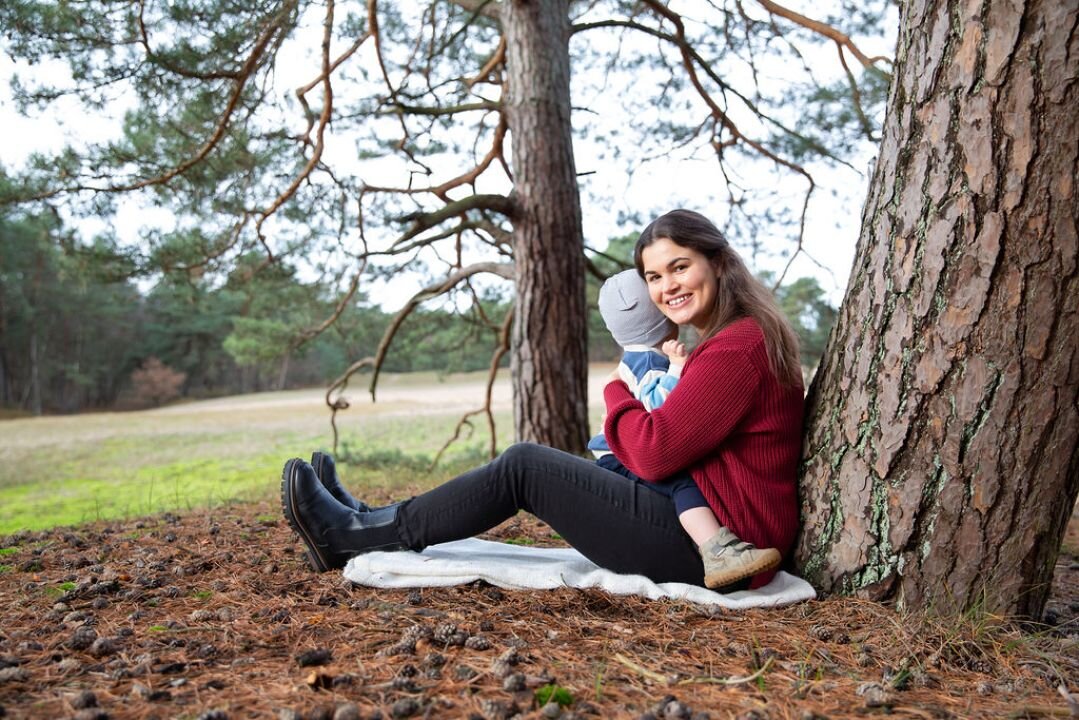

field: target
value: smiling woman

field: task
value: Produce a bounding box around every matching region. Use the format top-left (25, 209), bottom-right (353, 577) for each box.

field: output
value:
top-left (280, 208), bottom-right (806, 592)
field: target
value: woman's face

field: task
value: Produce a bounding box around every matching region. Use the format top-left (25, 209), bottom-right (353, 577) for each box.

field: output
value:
top-left (641, 237), bottom-right (719, 332)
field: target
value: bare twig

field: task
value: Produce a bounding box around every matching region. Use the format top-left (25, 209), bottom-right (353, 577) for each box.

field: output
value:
top-left (432, 303), bottom-right (513, 465)
top-left (323, 261), bottom-right (513, 453)
top-left (326, 357), bottom-right (375, 454)
top-left (291, 261), bottom-right (368, 350)
top-left (678, 656), bottom-right (775, 686)
top-left (294, 8), bottom-right (375, 140)
top-left (612, 652), bottom-right (671, 683)
top-left (613, 651), bottom-right (775, 687)
top-left (836, 41), bottom-right (877, 142)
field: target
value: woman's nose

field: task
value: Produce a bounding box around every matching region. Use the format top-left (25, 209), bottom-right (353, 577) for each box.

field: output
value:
top-left (661, 275), bottom-right (679, 295)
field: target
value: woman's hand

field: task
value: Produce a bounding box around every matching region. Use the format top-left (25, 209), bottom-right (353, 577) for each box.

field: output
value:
top-left (606, 366), bottom-right (624, 386)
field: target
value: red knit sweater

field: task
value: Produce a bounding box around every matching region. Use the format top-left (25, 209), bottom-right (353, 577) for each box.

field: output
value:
top-left (604, 317), bottom-right (804, 588)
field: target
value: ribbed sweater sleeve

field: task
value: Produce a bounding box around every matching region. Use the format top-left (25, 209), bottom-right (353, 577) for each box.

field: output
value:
top-left (603, 333), bottom-right (763, 481)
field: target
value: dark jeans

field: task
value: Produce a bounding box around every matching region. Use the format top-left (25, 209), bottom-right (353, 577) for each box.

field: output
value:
top-left (595, 454), bottom-right (708, 515)
top-left (395, 442), bottom-right (705, 585)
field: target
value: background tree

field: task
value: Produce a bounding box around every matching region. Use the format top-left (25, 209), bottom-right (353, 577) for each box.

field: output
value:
top-left (0, 209), bottom-right (520, 412)
top-left (0, 0), bottom-right (891, 452)
top-left (766, 274), bottom-right (837, 372)
top-left (0, 210), bottom-right (141, 413)
top-left (798, 0), bottom-right (1078, 618)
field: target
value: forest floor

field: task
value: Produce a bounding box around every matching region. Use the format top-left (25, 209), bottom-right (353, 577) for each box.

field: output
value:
top-left (0, 495), bottom-right (1076, 720)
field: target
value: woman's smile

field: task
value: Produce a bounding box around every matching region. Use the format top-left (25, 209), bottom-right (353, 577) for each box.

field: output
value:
top-left (641, 237), bottom-right (719, 331)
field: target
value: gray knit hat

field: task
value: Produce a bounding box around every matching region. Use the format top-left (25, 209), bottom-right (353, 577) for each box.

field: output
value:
top-left (597, 269), bottom-right (675, 347)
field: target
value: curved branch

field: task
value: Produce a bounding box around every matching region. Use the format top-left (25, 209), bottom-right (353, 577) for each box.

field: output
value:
top-left (473, 218), bottom-right (513, 248)
top-left (355, 216), bottom-right (512, 262)
top-left (771, 180), bottom-right (815, 287)
top-left (392, 193), bottom-right (516, 247)
top-left (466, 36), bottom-right (506, 87)
top-left (326, 356), bottom-right (375, 455)
top-left (755, 0), bottom-right (892, 68)
top-left (368, 0), bottom-right (432, 172)
top-left (164, 213), bottom-right (252, 273)
top-left (365, 261), bottom-right (514, 401)
top-left (322, 261), bottom-right (514, 446)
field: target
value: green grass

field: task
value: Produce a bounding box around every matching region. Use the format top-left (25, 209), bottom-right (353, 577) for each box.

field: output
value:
top-left (0, 453), bottom-right (285, 533)
top-left (0, 372), bottom-right (579, 534)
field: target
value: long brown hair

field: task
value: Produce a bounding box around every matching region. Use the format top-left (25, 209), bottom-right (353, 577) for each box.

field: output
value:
top-left (634, 209), bottom-right (802, 388)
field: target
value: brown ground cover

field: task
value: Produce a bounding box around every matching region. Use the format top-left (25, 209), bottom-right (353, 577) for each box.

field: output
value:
top-left (1, 492), bottom-right (1076, 720)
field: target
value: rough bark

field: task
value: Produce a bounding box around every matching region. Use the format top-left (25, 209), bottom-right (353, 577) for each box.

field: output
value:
top-left (798, 0), bottom-right (1079, 618)
top-left (504, 0), bottom-right (589, 454)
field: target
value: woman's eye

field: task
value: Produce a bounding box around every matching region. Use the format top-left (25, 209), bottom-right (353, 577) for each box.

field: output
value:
top-left (674, 265), bottom-right (687, 273)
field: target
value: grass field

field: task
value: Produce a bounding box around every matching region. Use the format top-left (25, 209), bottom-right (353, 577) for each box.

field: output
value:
top-left (0, 368), bottom-right (610, 533)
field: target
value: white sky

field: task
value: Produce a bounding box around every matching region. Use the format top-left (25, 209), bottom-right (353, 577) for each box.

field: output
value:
top-left (0, 2), bottom-right (896, 308)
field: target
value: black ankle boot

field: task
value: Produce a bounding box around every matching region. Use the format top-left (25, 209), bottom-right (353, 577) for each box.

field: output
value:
top-left (310, 451), bottom-right (371, 512)
top-left (281, 459), bottom-right (407, 572)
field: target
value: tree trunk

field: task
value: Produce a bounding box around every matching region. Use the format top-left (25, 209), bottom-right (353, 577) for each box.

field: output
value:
top-left (798, 0), bottom-right (1079, 618)
top-left (277, 351), bottom-right (291, 391)
top-left (28, 329), bottom-right (42, 416)
top-left (503, 0), bottom-right (589, 454)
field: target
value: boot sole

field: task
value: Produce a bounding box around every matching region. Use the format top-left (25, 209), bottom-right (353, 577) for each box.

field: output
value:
top-left (704, 549), bottom-right (783, 590)
top-left (280, 459), bottom-right (332, 573)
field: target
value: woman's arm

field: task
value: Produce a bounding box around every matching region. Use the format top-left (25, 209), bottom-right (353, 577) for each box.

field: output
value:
top-left (604, 335), bottom-right (764, 480)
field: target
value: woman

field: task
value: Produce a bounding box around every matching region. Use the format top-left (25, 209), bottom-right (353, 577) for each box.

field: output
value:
top-left (281, 209), bottom-right (804, 589)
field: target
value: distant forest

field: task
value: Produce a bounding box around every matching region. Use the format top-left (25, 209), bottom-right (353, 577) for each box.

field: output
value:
top-left (0, 214), bottom-right (835, 415)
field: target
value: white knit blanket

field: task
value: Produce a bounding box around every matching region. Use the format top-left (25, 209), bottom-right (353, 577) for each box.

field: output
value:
top-left (343, 538), bottom-right (816, 609)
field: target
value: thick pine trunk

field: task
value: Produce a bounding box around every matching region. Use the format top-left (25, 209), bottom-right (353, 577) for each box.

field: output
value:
top-left (798, 0), bottom-right (1078, 617)
top-left (503, 0), bottom-right (589, 454)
